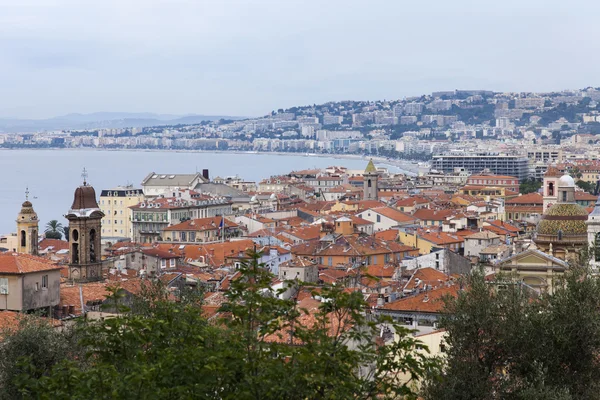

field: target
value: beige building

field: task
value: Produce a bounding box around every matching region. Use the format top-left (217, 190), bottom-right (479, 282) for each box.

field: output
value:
top-left (99, 186), bottom-right (145, 239)
top-left (494, 248), bottom-right (568, 295)
top-left (0, 253), bottom-right (61, 312)
top-left (278, 259), bottom-right (319, 283)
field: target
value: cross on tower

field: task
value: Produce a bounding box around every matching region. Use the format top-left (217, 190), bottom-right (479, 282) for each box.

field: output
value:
top-left (82, 167), bottom-right (88, 185)
top-left (25, 186), bottom-right (29, 201)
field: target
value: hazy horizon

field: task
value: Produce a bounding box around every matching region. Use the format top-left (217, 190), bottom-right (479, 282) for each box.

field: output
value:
top-left (2, 0), bottom-right (599, 119)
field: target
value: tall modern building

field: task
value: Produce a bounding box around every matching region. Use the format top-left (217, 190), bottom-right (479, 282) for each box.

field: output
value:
top-left (431, 153), bottom-right (530, 181)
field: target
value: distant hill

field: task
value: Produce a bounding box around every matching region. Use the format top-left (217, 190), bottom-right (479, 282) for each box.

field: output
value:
top-left (0, 112), bottom-right (244, 133)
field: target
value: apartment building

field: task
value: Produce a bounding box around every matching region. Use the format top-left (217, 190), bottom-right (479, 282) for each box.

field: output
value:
top-left (99, 186), bottom-right (145, 239)
top-left (431, 153), bottom-right (529, 181)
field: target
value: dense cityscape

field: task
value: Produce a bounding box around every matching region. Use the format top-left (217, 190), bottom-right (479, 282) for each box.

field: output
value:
top-left (5, 0), bottom-right (600, 397)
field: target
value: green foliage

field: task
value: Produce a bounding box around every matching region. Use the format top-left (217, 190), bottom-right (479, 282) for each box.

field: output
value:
top-left (0, 316), bottom-right (83, 399)
top-left (422, 269), bottom-right (600, 399)
top-left (15, 250), bottom-right (437, 399)
top-left (44, 220), bottom-right (64, 240)
top-left (576, 179), bottom-right (595, 193)
top-left (519, 178), bottom-right (542, 194)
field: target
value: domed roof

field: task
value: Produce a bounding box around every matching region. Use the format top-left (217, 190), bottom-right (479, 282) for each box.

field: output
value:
top-left (536, 203), bottom-right (589, 236)
top-left (71, 185), bottom-right (100, 210)
top-left (21, 200), bottom-right (32, 208)
top-left (558, 174), bottom-right (575, 188)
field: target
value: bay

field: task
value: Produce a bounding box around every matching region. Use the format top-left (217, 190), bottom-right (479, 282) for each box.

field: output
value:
top-left (0, 149), bottom-right (415, 235)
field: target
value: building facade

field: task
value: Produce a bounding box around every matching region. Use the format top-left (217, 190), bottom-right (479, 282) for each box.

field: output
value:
top-left (431, 153), bottom-right (529, 181)
top-left (99, 186), bottom-right (145, 239)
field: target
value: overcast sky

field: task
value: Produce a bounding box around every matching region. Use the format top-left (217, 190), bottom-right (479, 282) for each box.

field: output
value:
top-left (1, 0), bottom-right (599, 119)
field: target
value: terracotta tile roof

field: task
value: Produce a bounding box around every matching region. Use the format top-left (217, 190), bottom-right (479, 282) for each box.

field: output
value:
top-left (419, 231), bottom-right (464, 245)
top-left (505, 192), bottom-right (543, 205)
top-left (365, 264), bottom-right (396, 279)
top-left (404, 267), bottom-right (452, 291)
top-left (575, 191), bottom-right (598, 201)
top-left (412, 208), bottom-right (455, 221)
top-left (164, 217), bottom-right (238, 232)
top-left (394, 196), bottom-right (430, 207)
top-left (483, 225), bottom-right (517, 237)
top-left (283, 225), bottom-right (321, 241)
top-left (357, 200), bottom-right (386, 210)
top-left (464, 231), bottom-right (500, 240)
top-left (487, 220), bottom-right (520, 233)
top-left (374, 229), bottom-right (399, 241)
top-left (38, 239), bottom-right (69, 252)
top-left (152, 239), bottom-right (257, 267)
top-left (264, 297), bottom-right (351, 345)
top-left (292, 234), bottom-right (415, 258)
top-left (382, 285), bottom-right (458, 313)
top-left (0, 254), bottom-right (62, 274)
top-left (368, 206), bottom-right (417, 223)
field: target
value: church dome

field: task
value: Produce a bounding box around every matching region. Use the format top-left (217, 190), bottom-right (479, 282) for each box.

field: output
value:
top-left (558, 174), bottom-right (575, 188)
top-left (536, 203), bottom-right (589, 236)
top-left (71, 185), bottom-right (100, 210)
top-left (21, 200), bottom-right (32, 208)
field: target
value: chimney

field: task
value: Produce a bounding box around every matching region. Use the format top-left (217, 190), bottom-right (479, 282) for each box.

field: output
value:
top-left (202, 169), bottom-right (210, 181)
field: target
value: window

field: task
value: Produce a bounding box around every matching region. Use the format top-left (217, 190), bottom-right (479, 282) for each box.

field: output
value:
top-left (562, 191), bottom-right (567, 202)
top-left (328, 257), bottom-right (333, 266)
top-left (35, 282), bottom-right (39, 291)
top-left (170, 259), bottom-right (176, 268)
top-left (20, 230), bottom-right (26, 247)
top-left (435, 261), bottom-right (440, 270)
top-left (161, 259), bottom-right (166, 269)
top-left (373, 255), bottom-right (377, 264)
top-left (376, 215), bottom-right (381, 223)
top-left (0, 278), bottom-right (8, 295)
top-left (42, 274), bottom-right (48, 289)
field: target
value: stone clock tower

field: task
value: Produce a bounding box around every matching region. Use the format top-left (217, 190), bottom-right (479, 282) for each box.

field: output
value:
top-left (65, 172), bottom-right (104, 282)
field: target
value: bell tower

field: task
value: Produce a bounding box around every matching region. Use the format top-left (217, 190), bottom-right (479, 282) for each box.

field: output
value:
top-left (65, 170), bottom-right (105, 282)
top-left (543, 165), bottom-right (560, 212)
top-left (16, 188), bottom-right (39, 255)
top-left (363, 159), bottom-right (379, 200)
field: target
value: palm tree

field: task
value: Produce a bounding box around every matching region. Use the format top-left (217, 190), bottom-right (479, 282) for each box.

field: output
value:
top-left (45, 220), bottom-right (63, 240)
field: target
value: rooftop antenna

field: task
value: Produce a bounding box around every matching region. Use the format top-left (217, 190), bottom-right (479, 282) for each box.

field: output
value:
top-left (82, 167), bottom-right (88, 185)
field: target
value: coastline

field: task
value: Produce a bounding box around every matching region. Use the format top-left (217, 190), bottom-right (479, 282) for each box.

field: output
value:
top-left (0, 147), bottom-right (423, 175)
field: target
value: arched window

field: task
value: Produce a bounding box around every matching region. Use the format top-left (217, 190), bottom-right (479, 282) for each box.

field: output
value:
top-left (72, 243), bottom-right (79, 264)
top-left (20, 230), bottom-right (26, 247)
top-left (367, 179), bottom-right (372, 188)
top-left (548, 182), bottom-right (554, 196)
top-left (557, 229), bottom-right (563, 241)
top-left (89, 229), bottom-right (96, 263)
top-left (72, 229), bottom-right (79, 242)
top-left (562, 191), bottom-right (567, 202)
top-left (595, 233), bottom-right (600, 262)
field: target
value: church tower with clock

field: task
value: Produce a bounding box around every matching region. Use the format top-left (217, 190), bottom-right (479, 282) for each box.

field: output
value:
top-left (65, 170), bottom-right (105, 282)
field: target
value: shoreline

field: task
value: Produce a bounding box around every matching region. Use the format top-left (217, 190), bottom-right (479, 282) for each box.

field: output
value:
top-left (0, 148), bottom-right (423, 175)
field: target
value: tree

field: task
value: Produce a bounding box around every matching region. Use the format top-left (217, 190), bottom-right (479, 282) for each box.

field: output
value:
top-left (0, 315), bottom-right (83, 399)
top-left (16, 250), bottom-right (437, 399)
top-left (519, 178), bottom-right (542, 194)
top-left (576, 179), bottom-right (595, 193)
top-left (44, 220), bottom-right (63, 240)
top-left (422, 268), bottom-right (600, 399)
